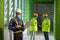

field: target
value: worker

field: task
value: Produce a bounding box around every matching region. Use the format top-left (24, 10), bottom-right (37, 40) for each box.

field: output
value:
top-left (30, 12), bottom-right (38, 40)
top-left (8, 9), bottom-right (25, 40)
top-left (42, 13), bottom-right (50, 40)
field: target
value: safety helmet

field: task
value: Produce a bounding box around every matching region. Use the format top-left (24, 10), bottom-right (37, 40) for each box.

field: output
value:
top-left (16, 9), bottom-right (22, 13)
top-left (43, 13), bottom-right (48, 17)
top-left (34, 13), bottom-right (38, 17)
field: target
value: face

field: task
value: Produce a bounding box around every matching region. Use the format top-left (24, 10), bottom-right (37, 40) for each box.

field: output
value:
top-left (16, 12), bottom-right (22, 19)
top-left (43, 16), bottom-right (48, 19)
top-left (16, 12), bottom-right (21, 16)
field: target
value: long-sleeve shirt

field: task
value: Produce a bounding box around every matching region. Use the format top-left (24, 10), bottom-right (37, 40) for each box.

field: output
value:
top-left (8, 17), bottom-right (24, 32)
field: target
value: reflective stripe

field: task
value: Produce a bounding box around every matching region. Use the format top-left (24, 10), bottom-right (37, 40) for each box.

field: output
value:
top-left (14, 30), bottom-right (23, 33)
top-left (14, 18), bottom-right (22, 26)
top-left (15, 19), bottom-right (18, 26)
top-left (14, 18), bottom-right (23, 33)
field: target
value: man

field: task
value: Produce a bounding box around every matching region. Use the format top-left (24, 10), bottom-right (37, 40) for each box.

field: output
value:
top-left (42, 13), bottom-right (50, 40)
top-left (30, 12), bottom-right (38, 40)
top-left (8, 9), bottom-right (25, 40)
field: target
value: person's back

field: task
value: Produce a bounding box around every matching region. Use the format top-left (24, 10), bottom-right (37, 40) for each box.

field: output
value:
top-left (30, 17), bottom-right (38, 31)
top-left (42, 13), bottom-right (51, 40)
top-left (30, 13), bottom-right (38, 40)
top-left (42, 18), bottom-right (50, 32)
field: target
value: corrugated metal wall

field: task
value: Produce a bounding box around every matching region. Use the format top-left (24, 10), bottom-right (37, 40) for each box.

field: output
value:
top-left (34, 3), bottom-right (54, 31)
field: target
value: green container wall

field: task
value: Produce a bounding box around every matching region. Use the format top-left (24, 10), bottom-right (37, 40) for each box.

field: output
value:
top-left (25, 0), bottom-right (34, 22)
top-left (55, 0), bottom-right (60, 40)
top-left (25, 0), bottom-right (30, 23)
top-left (54, 0), bottom-right (56, 39)
top-left (29, 0), bottom-right (34, 19)
top-left (34, 0), bottom-right (54, 3)
top-left (0, 0), bottom-right (4, 40)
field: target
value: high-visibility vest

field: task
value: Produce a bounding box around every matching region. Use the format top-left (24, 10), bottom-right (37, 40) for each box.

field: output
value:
top-left (14, 18), bottom-right (23, 33)
top-left (14, 18), bottom-right (22, 26)
top-left (30, 17), bottom-right (38, 31)
top-left (42, 18), bottom-right (50, 32)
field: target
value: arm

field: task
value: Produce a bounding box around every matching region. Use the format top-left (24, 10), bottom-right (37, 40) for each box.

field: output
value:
top-left (8, 19), bottom-right (17, 31)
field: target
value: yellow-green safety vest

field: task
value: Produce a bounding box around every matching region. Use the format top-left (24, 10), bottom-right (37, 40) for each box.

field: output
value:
top-left (30, 18), bottom-right (38, 31)
top-left (42, 18), bottom-right (50, 32)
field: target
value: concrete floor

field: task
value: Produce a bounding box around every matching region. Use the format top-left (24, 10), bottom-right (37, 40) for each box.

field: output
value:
top-left (4, 28), bottom-right (55, 40)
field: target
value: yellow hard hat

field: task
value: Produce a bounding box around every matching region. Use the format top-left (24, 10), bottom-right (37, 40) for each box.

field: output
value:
top-left (43, 13), bottom-right (48, 17)
top-left (34, 13), bottom-right (38, 17)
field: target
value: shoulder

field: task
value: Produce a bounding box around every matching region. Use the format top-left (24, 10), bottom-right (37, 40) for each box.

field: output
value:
top-left (47, 18), bottom-right (50, 22)
top-left (30, 18), bottom-right (34, 21)
top-left (10, 18), bottom-right (15, 22)
top-left (31, 17), bottom-right (35, 20)
top-left (47, 18), bottom-right (50, 21)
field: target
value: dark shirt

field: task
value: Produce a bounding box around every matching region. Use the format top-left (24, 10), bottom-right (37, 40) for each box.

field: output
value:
top-left (8, 17), bottom-right (24, 32)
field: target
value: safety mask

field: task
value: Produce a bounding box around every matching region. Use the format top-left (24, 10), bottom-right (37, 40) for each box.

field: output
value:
top-left (17, 15), bottom-right (21, 19)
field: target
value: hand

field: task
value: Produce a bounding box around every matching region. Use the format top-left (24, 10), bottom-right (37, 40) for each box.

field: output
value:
top-left (24, 25), bottom-right (28, 28)
top-left (16, 25), bottom-right (21, 28)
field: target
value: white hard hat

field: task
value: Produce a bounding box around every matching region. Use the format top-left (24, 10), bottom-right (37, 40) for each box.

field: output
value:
top-left (16, 9), bottom-right (22, 13)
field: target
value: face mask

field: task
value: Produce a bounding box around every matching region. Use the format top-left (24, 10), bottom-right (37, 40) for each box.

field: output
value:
top-left (17, 15), bottom-right (21, 19)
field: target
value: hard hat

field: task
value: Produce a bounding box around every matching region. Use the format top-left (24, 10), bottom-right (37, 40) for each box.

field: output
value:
top-left (34, 13), bottom-right (38, 17)
top-left (43, 13), bottom-right (48, 17)
top-left (16, 9), bottom-right (22, 13)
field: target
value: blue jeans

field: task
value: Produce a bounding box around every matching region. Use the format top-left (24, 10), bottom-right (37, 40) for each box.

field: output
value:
top-left (44, 32), bottom-right (49, 40)
top-left (30, 31), bottom-right (35, 40)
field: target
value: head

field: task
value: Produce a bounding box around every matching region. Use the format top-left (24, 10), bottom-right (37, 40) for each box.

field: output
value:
top-left (34, 12), bottom-right (38, 18)
top-left (43, 13), bottom-right (48, 18)
top-left (16, 9), bottom-right (22, 19)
